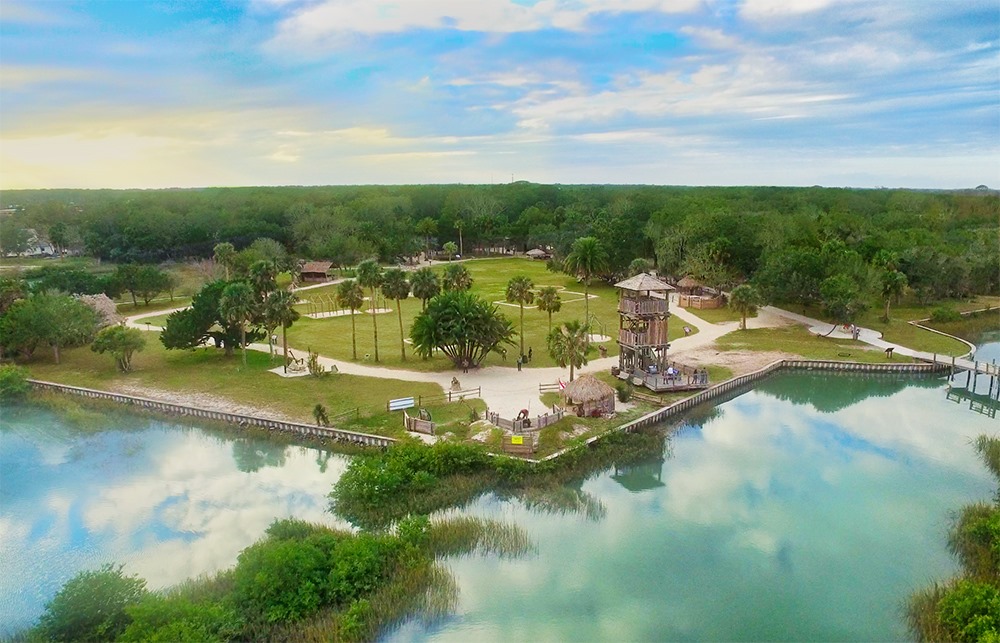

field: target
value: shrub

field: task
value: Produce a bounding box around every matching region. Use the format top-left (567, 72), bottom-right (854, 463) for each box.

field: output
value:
top-left (0, 364), bottom-right (31, 401)
top-left (231, 538), bottom-right (329, 624)
top-left (37, 563), bottom-right (148, 642)
top-left (120, 595), bottom-right (240, 642)
top-left (327, 535), bottom-right (398, 605)
top-left (616, 382), bottom-right (633, 403)
top-left (396, 515), bottom-right (431, 549)
top-left (931, 306), bottom-right (962, 323)
top-left (338, 598), bottom-right (374, 642)
top-left (937, 579), bottom-right (1000, 642)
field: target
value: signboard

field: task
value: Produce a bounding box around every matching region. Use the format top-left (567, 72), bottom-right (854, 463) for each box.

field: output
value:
top-left (388, 397), bottom-right (415, 411)
top-left (511, 435), bottom-right (523, 445)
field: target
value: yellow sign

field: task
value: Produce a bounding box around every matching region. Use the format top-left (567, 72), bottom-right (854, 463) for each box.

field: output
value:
top-left (511, 435), bottom-right (523, 445)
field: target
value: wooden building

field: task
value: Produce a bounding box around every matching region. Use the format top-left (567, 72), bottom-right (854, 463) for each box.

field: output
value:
top-left (299, 261), bottom-right (333, 283)
top-left (615, 272), bottom-right (674, 378)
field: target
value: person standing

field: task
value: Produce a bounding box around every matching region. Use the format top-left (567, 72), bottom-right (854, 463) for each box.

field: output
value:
top-left (516, 355), bottom-right (523, 371)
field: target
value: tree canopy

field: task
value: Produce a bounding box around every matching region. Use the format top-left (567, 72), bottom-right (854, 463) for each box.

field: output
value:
top-left (409, 291), bottom-right (515, 368)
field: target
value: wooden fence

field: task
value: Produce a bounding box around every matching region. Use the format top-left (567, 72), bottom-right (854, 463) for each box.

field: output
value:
top-left (403, 409), bottom-right (435, 435)
top-left (502, 432), bottom-right (537, 455)
top-left (28, 379), bottom-right (396, 448)
top-left (486, 406), bottom-right (565, 433)
top-left (413, 387), bottom-right (481, 406)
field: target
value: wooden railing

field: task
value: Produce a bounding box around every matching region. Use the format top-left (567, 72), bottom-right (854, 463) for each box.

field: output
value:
top-left (618, 299), bottom-right (668, 315)
top-left (403, 409), bottom-right (435, 435)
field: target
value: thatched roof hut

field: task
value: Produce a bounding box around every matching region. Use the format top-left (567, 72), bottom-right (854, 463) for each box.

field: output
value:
top-left (676, 275), bottom-right (702, 293)
top-left (525, 248), bottom-right (550, 259)
top-left (562, 374), bottom-right (616, 417)
top-left (615, 272), bottom-right (674, 294)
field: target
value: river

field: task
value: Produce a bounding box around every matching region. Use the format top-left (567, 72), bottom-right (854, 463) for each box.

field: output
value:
top-left (1, 356), bottom-right (997, 639)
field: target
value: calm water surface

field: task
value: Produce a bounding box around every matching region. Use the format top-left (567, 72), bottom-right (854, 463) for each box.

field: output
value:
top-left (2, 361), bottom-right (997, 640)
top-left (0, 409), bottom-right (350, 635)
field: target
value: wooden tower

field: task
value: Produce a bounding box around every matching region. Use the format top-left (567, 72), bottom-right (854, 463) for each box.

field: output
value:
top-left (614, 273), bottom-right (674, 376)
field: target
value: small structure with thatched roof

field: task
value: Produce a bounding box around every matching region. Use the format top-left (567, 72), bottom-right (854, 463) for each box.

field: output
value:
top-left (300, 261), bottom-right (333, 283)
top-left (676, 275), bottom-right (702, 294)
top-left (525, 248), bottom-right (550, 260)
top-left (675, 275), bottom-right (724, 309)
top-left (562, 374), bottom-right (616, 417)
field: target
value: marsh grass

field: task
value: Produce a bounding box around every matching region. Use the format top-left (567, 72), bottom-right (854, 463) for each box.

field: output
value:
top-left (427, 516), bottom-right (533, 559)
top-left (517, 485), bottom-right (607, 521)
top-left (925, 309), bottom-right (1000, 345)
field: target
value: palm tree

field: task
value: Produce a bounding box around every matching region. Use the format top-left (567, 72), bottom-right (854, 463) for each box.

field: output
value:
top-left (564, 236), bottom-right (609, 336)
top-left (547, 320), bottom-right (589, 382)
top-left (415, 217), bottom-right (437, 260)
top-left (355, 259), bottom-right (383, 362)
top-left (381, 268), bottom-right (411, 361)
top-left (249, 260), bottom-right (278, 301)
top-left (410, 267), bottom-right (440, 310)
top-left (455, 219), bottom-right (465, 257)
top-left (536, 286), bottom-right (562, 333)
top-left (442, 264), bottom-right (473, 292)
top-left (213, 242), bottom-right (236, 280)
top-left (505, 275), bottom-right (534, 356)
top-left (728, 284), bottom-right (762, 330)
top-left (219, 281), bottom-right (256, 366)
top-left (265, 289), bottom-right (300, 372)
top-left (443, 241), bottom-right (458, 261)
top-left (336, 279), bottom-right (365, 360)
top-left (880, 269), bottom-right (907, 322)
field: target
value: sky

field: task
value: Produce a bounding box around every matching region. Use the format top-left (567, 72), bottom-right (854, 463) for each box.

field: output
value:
top-left (0, 0), bottom-right (997, 190)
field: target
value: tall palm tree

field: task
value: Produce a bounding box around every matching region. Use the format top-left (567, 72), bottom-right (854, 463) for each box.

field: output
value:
top-left (880, 269), bottom-right (907, 322)
top-left (505, 275), bottom-right (534, 356)
top-left (381, 268), bottom-right (411, 361)
top-left (728, 284), bottom-right (762, 330)
top-left (547, 320), bottom-right (589, 382)
top-left (249, 259), bottom-right (278, 302)
top-left (355, 259), bottom-right (383, 362)
top-left (219, 281), bottom-right (256, 366)
top-left (536, 286), bottom-right (562, 333)
top-left (265, 289), bottom-right (300, 372)
top-left (410, 267), bottom-right (440, 310)
top-left (442, 264), bottom-right (473, 292)
top-left (213, 242), bottom-right (236, 281)
top-left (564, 236), bottom-right (609, 336)
top-left (455, 219), bottom-right (465, 257)
top-left (336, 279), bottom-right (365, 360)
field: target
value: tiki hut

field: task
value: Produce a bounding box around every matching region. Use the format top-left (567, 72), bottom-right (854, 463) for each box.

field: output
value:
top-left (676, 275), bottom-right (702, 294)
top-left (562, 374), bottom-right (616, 417)
top-left (525, 248), bottom-right (550, 259)
top-left (300, 261), bottom-right (333, 283)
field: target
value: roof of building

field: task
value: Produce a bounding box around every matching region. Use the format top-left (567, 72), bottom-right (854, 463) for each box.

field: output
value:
top-left (614, 272), bottom-right (675, 292)
top-left (525, 248), bottom-right (549, 257)
top-left (300, 261), bottom-right (333, 274)
top-left (562, 374), bottom-right (615, 403)
top-left (677, 275), bottom-right (702, 289)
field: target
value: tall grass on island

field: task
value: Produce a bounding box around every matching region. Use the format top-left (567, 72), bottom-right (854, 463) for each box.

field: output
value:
top-left (27, 516), bottom-right (531, 643)
top-left (907, 435), bottom-right (1000, 642)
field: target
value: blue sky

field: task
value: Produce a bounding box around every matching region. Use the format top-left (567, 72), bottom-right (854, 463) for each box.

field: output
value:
top-left (1, 0), bottom-right (997, 189)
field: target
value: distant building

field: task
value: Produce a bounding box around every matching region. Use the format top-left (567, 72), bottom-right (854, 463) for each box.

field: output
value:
top-left (299, 261), bottom-right (333, 283)
top-left (525, 248), bottom-right (550, 260)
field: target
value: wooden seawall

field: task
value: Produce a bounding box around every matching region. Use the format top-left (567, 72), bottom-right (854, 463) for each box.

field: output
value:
top-left (28, 379), bottom-right (397, 448)
top-left (531, 359), bottom-right (949, 463)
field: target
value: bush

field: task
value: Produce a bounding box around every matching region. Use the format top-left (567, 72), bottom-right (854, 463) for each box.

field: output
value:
top-left (327, 535), bottom-right (398, 605)
top-left (338, 598), bottom-right (374, 642)
top-left (37, 563), bottom-right (148, 642)
top-left (120, 595), bottom-right (240, 642)
top-left (0, 363), bottom-right (31, 401)
top-left (937, 579), bottom-right (1000, 642)
top-left (931, 306), bottom-right (962, 323)
top-left (231, 538), bottom-right (329, 624)
top-left (616, 382), bottom-right (633, 403)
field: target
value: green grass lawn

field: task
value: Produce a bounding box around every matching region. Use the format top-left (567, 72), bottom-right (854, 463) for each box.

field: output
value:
top-left (715, 325), bottom-right (918, 363)
top-left (684, 305), bottom-right (755, 325)
top-left (795, 295), bottom-right (1000, 357)
top-left (24, 340), bottom-right (445, 436)
top-left (286, 258), bottom-right (687, 372)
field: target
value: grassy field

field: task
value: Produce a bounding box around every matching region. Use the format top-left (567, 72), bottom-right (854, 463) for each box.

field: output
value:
top-left (24, 340), bottom-right (448, 437)
top-left (286, 258), bottom-right (687, 371)
top-left (684, 305), bottom-right (755, 325)
top-left (796, 295), bottom-right (1000, 356)
top-left (715, 325), bottom-right (919, 363)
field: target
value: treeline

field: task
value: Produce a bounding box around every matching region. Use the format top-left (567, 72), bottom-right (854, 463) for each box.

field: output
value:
top-left (1, 185), bottom-right (995, 290)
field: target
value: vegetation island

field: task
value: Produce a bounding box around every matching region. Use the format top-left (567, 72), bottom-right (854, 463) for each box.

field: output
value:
top-left (1, 183), bottom-right (998, 640)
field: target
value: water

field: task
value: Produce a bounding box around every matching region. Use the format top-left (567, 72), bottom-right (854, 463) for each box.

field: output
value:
top-left (2, 364), bottom-right (997, 640)
top-left (389, 370), bottom-right (997, 642)
top-left (0, 407), bottom-right (350, 635)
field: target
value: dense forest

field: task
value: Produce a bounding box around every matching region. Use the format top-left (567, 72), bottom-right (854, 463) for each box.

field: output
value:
top-left (2, 184), bottom-right (997, 302)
